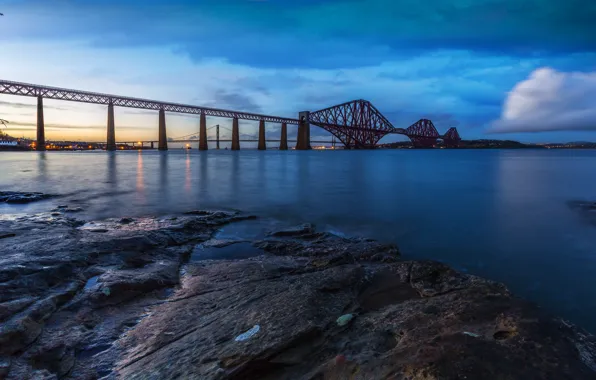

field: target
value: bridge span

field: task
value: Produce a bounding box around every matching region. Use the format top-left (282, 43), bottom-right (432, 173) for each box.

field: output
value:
top-left (0, 79), bottom-right (461, 152)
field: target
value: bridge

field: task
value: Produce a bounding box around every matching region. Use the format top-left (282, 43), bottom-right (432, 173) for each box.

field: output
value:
top-left (0, 79), bottom-right (461, 152)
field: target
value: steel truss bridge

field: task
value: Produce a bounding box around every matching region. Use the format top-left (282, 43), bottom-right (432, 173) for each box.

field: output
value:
top-left (0, 79), bottom-right (460, 150)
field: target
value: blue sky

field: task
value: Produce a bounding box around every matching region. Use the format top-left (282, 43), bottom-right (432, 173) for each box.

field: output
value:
top-left (0, 0), bottom-right (595, 143)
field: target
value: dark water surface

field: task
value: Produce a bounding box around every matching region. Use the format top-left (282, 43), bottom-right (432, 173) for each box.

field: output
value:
top-left (2, 149), bottom-right (596, 331)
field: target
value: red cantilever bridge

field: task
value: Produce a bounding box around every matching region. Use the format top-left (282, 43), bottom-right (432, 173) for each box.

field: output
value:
top-left (0, 79), bottom-right (460, 151)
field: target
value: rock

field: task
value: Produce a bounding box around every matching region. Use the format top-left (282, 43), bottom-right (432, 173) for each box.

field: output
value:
top-left (0, 191), bottom-right (53, 204)
top-left (202, 239), bottom-right (246, 248)
top-left (183, 210), bottom-right (212, 216)
top-left (119, 217), bottom-right (134, 224)
top-left (268, 223), bottom-right (315, 237)
top-left (0, 232), bottom-right (16, 240)
top-left (51, 206), bottom-right (83, 213)
top-left (113, 236), bottom-right (596, 379)
top-left (1, 211), bottom-right (595, 379)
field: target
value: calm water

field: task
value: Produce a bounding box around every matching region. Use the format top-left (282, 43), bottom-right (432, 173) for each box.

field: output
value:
top-left (2, 149), bottom-right (596, 331)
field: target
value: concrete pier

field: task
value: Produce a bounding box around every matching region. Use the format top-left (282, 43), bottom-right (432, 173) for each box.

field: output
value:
top-left (199, 113), bottom-right (208, 151)
top-left (296, 111), bottom-right (311, 150)
top-left (36, 96), bottom-right (45, 151)
top-left (231, 118), bottom-right (240, 150)
top-left (158, 108), bottom-right (168, 151)
top-left (106, 100), bottom-right (116, 151)
top-left (279, 122), bottom-right (288, 150)
top-left (216, 125), bottom-right (220, 149)
top-left (258, 119), bottom-right (266, 150)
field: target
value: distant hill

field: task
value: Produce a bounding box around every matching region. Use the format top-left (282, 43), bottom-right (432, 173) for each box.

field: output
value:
top-left (458, 139), bottom-right (543, 149)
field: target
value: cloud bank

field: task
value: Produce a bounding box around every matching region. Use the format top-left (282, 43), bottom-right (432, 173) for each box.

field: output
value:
top-left (490, 68), bottom-right (596, 133)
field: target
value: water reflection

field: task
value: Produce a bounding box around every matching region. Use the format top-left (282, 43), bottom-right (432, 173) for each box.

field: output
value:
top-left (230, 152), bottom-right (239, 202)
top-left (136, 151), bottom-right (145, 194)
top-left (106, 152), bottom-right (117, 187)
top-left (159, 152), bottom-right (169, 206)
top-left (36, 152), bottom-right (47, 182)
top-left (185, 151), bottom-right (191, 192)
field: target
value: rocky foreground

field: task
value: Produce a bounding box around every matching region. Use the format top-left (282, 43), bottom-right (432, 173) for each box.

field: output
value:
top-left (1, 209), bottom-right (596, 379)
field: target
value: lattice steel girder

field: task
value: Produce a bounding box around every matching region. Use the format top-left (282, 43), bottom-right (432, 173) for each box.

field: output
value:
top-left (309, 99), bottom-right (395, 133)
top-left (443, 127), bottom-right (461, 141)
top-left (0, 79), bottom-right (299, 125)
top-left (405, 119), bottom-right (440, 138)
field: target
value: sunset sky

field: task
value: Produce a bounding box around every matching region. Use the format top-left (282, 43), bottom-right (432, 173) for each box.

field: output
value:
top-left (0, 0), bottom-right (595, 143)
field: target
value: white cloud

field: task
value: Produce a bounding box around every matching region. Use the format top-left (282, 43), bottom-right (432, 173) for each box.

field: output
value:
top-left (490, 67), bottom-right (596, 133)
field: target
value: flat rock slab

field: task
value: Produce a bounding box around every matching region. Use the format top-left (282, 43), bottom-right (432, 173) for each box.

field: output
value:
top-left (0, 216), bottom-right (595, 380)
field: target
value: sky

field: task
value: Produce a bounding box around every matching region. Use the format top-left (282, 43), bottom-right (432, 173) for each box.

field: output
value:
top-left (0, 0), bottom-right (595, 144)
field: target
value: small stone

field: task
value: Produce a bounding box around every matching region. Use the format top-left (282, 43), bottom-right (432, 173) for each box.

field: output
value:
top-left (234, 325), bottom-right (260, 342)
top-left (336, 314), bottom-right (354, 326)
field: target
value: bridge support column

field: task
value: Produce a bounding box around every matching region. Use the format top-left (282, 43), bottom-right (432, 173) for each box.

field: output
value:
top-left (231, 118), bottom-right (240, 150)
top-left (258, 119), bottom-right (266, 150)
top-left (106, 100), bottom-right (116, 151)
top-left (158, 108), bottom-right (168, 151)
top-left (216, 125), bottom-right (220, 149)
top-left (279, 122), bottom-right (288, 150)
top-left (199, 113), bottom-right (208, 151)
top-left (151, 141), bottom-right (154, 149)
top-left (36, 96), bottom-right (45, 151)
top-left (296, 111), bottom-right (310, 150)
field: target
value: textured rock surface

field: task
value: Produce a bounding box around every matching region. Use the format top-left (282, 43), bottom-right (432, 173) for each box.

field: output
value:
top-left (1, 210), bottom-right (595, 379)
top-left (0, 191), bottom-right (53, 204)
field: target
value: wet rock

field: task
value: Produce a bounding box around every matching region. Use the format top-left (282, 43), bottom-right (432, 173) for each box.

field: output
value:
top-left (1, 211), bottom-right (595, 379)
top-left (113, 230), bottom-right (595, 380)
top-left (0, 232), bottom-right (16, 240)
top-left (51, 206), bottom-right (83, 213)
top-left (268, 223), bottom-right (315, 237)
top-left (202, 239), bottom-right (246, 248)
top-left (0, 191), bottom-right (53, 204)
top-left (0, 210), bottom-right (256, 379)
top-left (119, 217), bottom-right (134, 224)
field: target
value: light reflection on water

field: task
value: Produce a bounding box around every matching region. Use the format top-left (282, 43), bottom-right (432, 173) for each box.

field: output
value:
top-left (1, 149), bottom-right (596, 331)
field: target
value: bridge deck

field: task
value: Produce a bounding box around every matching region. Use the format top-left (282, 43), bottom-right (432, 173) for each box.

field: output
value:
top-left (0, 79), bottom-right (300, 125)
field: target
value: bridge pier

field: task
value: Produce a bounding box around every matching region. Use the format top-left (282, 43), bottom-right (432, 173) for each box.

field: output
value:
top-left (36, 96), bottom-right (45, 151)
top-left (106, 100), bottom-right (116, 151)
top-left (216, 125), bottom-right (220, 149)
top-left (258, 119), bottom-right (266, 150)
top-left (158, 108), bottom-right (168, 151)
top-left (279, 122), bottom-right (288, 150)
top-left (231, 118), bottom-right (240, 150)
top-left (296, 111), bottom-right (311, 150)
top-left (199, 113), bottom-right (208, 150)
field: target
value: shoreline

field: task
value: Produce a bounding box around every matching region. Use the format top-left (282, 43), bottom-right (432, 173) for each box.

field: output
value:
top-left (1, 201), bottom-right (596, 378)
